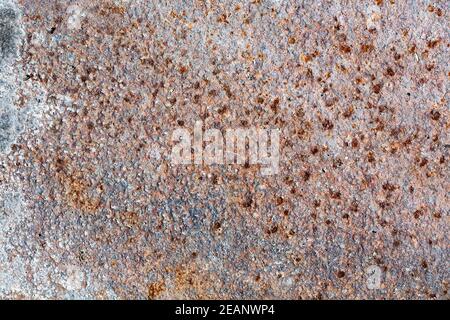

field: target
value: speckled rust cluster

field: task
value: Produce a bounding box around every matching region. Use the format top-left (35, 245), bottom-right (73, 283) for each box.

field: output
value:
top-left (0, 0), bottom-right (448, 299)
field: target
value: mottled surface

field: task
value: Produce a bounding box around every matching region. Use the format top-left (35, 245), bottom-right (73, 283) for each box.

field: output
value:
top-left (0, 0), bottom-right (448, 299)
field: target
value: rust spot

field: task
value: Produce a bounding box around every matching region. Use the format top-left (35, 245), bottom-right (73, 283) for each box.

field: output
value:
top-left (430, 110), bottom-right (441, 121)
top-left (322, 119), bottom-right (334, 130)
top-left (301, 54), bottom-right (313, 63)
top-left (339, 44), bottom-right (352, 54)
top-left (242, 194), bottom-right (253, 208)
top-left (55, 157), bottom-right (66, 173)
top-left (276, 196), bottom-right (284, 206)
top-left (325, 98), bottom-right (338, 108)
top-left (179, 65), bottom-right (188, 74)
top-left (329, 190), bottom-right (341, 200)
top-left (385, 67), bottom-right (395, 77)
top-left (419, 158), bottom-right (428, 167)
top-left (349, 201), bottom-right (358, 212)
top-left (302, 170), bottom-right (311, 182)
top-left (333, 158), bottom-right (343, 168)
top-left (193, 94), bottom-right (201, 104)
top-left (382, 182), bottom-right (397, 192)
top-left (119, 211), bottom-right (139, 227)
top-left (212, 221), bottom-right (222, 233)
top-left (172, 264), bottom-right (212, 298)
top-left (360, 43), bottom-right (374, 53)
top-left (147, 281), bottom-right (165, 299)
top-left (217, 105), bottom-right (228, 115)
top-left (267, 225), bottom-right (278, 235)
top-left (426, 64), bottom-right (435, 71)
top-left (413, 209), bottom-right (423, 219)
top-left (271, 98), bottom-right (280, 113)
top-left (427, 39), bottom-right (441, 49)
top-left (217, 14), bottom-right (229, 24)
top-left (418, 78), bottom-right (427, 85)
top-left (63, 174), bottom-right (101, 213)
top-left (372, 83), bottom-right (382, 94)
top-left (378, 201), bottom-right (390, 209)
top-left (99, 4), bottom-right (126, 16)
top-left (343, 106), bottom-right (354, 118)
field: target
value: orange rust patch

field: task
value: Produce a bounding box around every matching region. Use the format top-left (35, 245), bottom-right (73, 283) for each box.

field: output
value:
top-left (53, 158), bottom-right (102, 213)
top-left (118, 211), bottom-right (140, 228)
top-left (99, 2), bottom-right (126, 16)
top-left (360, 43), bottom-right (374, 53)
top-left (147, 281), bottom-right (165, 300)
top-left (339, 44), bottom-right (352, 54)
top-left (169, 263), bottom-right (216, 299)
top-left (427, 39), bottom-right (441, 49)
top-left (63, 174), bottom-right (101, 213)
top-left (179, 65), bottom-right (188, 74)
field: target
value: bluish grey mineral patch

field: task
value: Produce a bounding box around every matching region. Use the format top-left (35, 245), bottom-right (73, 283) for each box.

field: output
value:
top-left (0, 0), bottom-right (21, 154)
top-left (0, 6), bottom-right (18, 63)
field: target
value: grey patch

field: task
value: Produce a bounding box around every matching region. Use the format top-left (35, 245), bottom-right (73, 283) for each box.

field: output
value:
top-left (0, 1), bottom-right (22, 154)
top-left (0, 106), bottom-right (18, 152)
top-left (0, 6), bottom-right (18, 63)
top-left (0, 111), bottom-right (11, 130)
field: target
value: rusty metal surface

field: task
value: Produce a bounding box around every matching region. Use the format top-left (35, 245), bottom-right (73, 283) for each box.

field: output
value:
top-left (0, 0), bottom-right (448, 299)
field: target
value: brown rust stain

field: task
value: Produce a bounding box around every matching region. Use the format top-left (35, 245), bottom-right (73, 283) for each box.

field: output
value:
top-left (62, 173), bottom-right (101, 213)
top-left (147, 280), bottom-right (166, 300)
top-left (52, 156), bottom-right (102, 213)
top-left (98, 1), bottom-right (126, 16)
top-left (166, 263), bottom-right (218, 299)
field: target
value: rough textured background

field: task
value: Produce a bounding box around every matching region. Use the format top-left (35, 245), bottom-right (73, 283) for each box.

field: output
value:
top-left (0, 0), bottom-right (448, 299)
